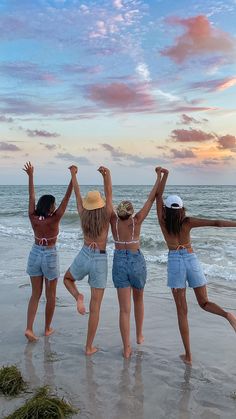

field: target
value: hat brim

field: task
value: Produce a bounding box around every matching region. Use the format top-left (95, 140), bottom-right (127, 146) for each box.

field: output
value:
top-left (82, 198), bottom-right (105, 211)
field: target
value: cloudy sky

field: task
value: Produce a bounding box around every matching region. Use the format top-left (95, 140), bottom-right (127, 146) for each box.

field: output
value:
top-left (0, 0), bottom-right (236, 184)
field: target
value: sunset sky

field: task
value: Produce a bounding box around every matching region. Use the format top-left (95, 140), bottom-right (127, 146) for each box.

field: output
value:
top-left (0, 0), bottom-right (236, 184)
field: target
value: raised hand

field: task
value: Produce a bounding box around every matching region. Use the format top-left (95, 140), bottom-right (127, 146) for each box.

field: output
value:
top-left (98, 166), bottom-right (110, 176)
top-left (23, 161), bottom-right (34, 176)
top-left (161, 168), bottom-right (169, 175)
top-left (68, 165), bottom-right (78, 175)
top-left (155, 166), bottom-right (162, 174)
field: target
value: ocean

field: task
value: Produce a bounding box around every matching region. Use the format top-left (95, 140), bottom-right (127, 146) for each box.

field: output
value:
top-left (1, 185), bottom-right (236, 419)
top-left (1, 184), bottom-right (236, 297)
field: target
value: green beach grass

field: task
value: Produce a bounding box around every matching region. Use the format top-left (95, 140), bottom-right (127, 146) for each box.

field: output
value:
top-left (4, 386), bottom-right (78, 419)
top-left (0, 366), bottom-right (26, 396)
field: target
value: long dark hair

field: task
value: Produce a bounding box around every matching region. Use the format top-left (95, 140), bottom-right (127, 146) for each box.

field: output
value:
top-left (35, 195), bottom-right (55, 218)
top-left (164, 206), bottom-right (186, 235)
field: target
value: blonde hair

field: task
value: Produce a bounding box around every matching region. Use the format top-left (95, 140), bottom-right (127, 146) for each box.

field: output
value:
top-left (117, 200), bottom-right (134, 220)
top-left (80, 207), bottom-right (108, 239)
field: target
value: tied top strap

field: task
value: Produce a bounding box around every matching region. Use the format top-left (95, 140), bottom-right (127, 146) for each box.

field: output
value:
top-left (88, 242), bottom-right (99, 250)
top-left (175, 243), bottom-right (191, 250)
top-left (34, 234), bottom-right (58, 246)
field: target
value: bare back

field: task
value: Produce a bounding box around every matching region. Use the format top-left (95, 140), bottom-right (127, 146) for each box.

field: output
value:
top-left (110, 213), bottom-right (141, 251)
top-left (158, 216), bottom-right (192, 250)
top-left (158, 213), bottom-right (236, 250)
top-left (30, 212), bottom-right (60, 247)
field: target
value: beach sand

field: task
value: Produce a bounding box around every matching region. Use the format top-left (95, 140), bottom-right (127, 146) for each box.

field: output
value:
top-left (1, 238), bottom-right (236, 419)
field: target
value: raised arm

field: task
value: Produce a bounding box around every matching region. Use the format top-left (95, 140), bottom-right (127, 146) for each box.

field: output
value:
top-left (54, 178), bottom-right (73, 219)
top-left (135, 166), bottom-right (162, 223)
top-left (22, 162), bottom-right (35, 217)
top-left (156, 168), bottom-right (169, 223)
top-left (188, 217), bottom-right (236, 229)
top-left (69, 165), bottom-right (83, 215)
top-left (98, 166), bottom-right (113, 216)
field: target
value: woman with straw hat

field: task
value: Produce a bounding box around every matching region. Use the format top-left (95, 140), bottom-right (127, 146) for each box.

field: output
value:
top-left (64, 165), bottom-right (113, 355)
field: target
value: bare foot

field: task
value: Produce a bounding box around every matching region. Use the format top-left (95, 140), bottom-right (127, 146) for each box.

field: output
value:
top-left (180, 354), bottom-right (192, 365)
top-left (77, 294), bottom-right (86, 315)
top-left (45, 327), bottom-right (55, 337)
top-left (25, 329), bottom-right (39, 342)
top-left (137, 335), bottom-right (144, 344)
top-left (227, 312), bottom-right (236, 332)
top-left (85, 346), bottom-right (98, 356)
top-left (123, 345), bottom-right (132, 359)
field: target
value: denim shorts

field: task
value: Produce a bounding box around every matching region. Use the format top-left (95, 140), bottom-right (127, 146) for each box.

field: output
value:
top-left (69, 245), bottom-right (108, 289)
top-left (26, 244), bottom-right (60, 281)
top-left (112, 249), bottom-right (147, 289)
top-left (167, 249), bottom-right (207, 289)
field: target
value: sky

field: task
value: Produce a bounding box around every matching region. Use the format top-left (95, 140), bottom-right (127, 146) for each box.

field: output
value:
top-left (0, 0), bottom-right (236, 185)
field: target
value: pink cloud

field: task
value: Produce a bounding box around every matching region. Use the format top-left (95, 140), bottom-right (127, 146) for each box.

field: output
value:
top-left (202, 156), bottom-right (234, 166)
top-left (160, 15), bottom-right (235, 63)
top-left (171, 148), bottom-right (196, 158)
top-left (217, 135), bottom-right (236, 151)
top-left (171, 128), bottom-right (215, 142)
top-left (179, 114), bottom-right (200, 125)
top-left (87, 82), bottom-right (155, 111)
top-left (191, 77), bottom-right (236, 92)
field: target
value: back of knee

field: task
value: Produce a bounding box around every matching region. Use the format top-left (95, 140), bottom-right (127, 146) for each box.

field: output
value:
top-left (199, 300), bottom-right (208, 309)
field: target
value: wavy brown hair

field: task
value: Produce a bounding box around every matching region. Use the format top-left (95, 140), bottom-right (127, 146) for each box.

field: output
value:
top-left (164, 206), bottom-right (187, 235)
top-left (80, 207), bottom-right (108, 239)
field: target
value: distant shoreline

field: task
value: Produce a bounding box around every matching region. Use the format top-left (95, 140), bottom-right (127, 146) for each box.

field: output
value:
top-left (0, 184), bottom-right (236, 187)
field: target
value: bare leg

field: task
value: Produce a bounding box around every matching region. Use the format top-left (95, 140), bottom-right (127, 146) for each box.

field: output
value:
top-left (44, 278), bottom-right (58, 336)
top-left (85, 288), bottom-right (105, 355)
top-left (132, 287), bottom-right (144, 344)
top-left (63, 270), bottom-right (86, 315)
top-left (194, 285), bottom-right (236, 332)
top-left (117, 287), bottom-right (132, 358)
top-left (25, 276), bottom-right (43, 341)
top-left (172, 289), bottom-right (192, 365)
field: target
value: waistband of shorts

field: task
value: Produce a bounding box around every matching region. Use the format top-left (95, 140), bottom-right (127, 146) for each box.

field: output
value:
top-left (168, 247), bottom-right (194, 255)
top-left (114, 249), bottom-right (141, 255)
top-left (32, 243), bottom-right (57, 251)
top-left (82, 244), bottom-right (106, 254)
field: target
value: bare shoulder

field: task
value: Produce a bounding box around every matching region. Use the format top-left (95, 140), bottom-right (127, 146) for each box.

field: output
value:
top-left (107, 206), bottom-right (115, 220)
top-left (134, 213), bottom-right (142, 225)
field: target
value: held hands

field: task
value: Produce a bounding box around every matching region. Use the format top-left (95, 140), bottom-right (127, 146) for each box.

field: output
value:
top-left (98, 166), bottom-right (110, 177)
top-left (155, 167), bottom-right (169, 175)
top-left (23, 161), bottom-right (34, 176)
top-left (161, 168), bottom-right (169, 175)
top-left (155, 166), bottom-right (162, 175)
top-left (68, 165), bottom-right (78, 175)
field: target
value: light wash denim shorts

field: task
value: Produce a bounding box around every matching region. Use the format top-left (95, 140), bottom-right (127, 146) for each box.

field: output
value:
top-left (69, 245), bottom-right (108, 289)
top-left (112, 249), bottom-right (147, 289)
top-left (167, 248), bottom-right (207, 289)
top-left (26, 244), bottom-right (60, 281)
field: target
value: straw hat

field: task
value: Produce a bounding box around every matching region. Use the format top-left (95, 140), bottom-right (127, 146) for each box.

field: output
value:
top-left (83, 190), bottom-right (105, 210)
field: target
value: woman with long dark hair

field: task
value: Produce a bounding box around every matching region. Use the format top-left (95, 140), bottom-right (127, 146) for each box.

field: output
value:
top-left (156, 168), bottom-right (236, 364)
top-left (64, 165), bottom-right (113, 356)
top-left (23, 162), bottom-right (73, 342)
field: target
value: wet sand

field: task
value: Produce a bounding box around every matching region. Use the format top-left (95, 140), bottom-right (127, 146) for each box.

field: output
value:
top-left (1, 277), bottom-right (236, 419)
